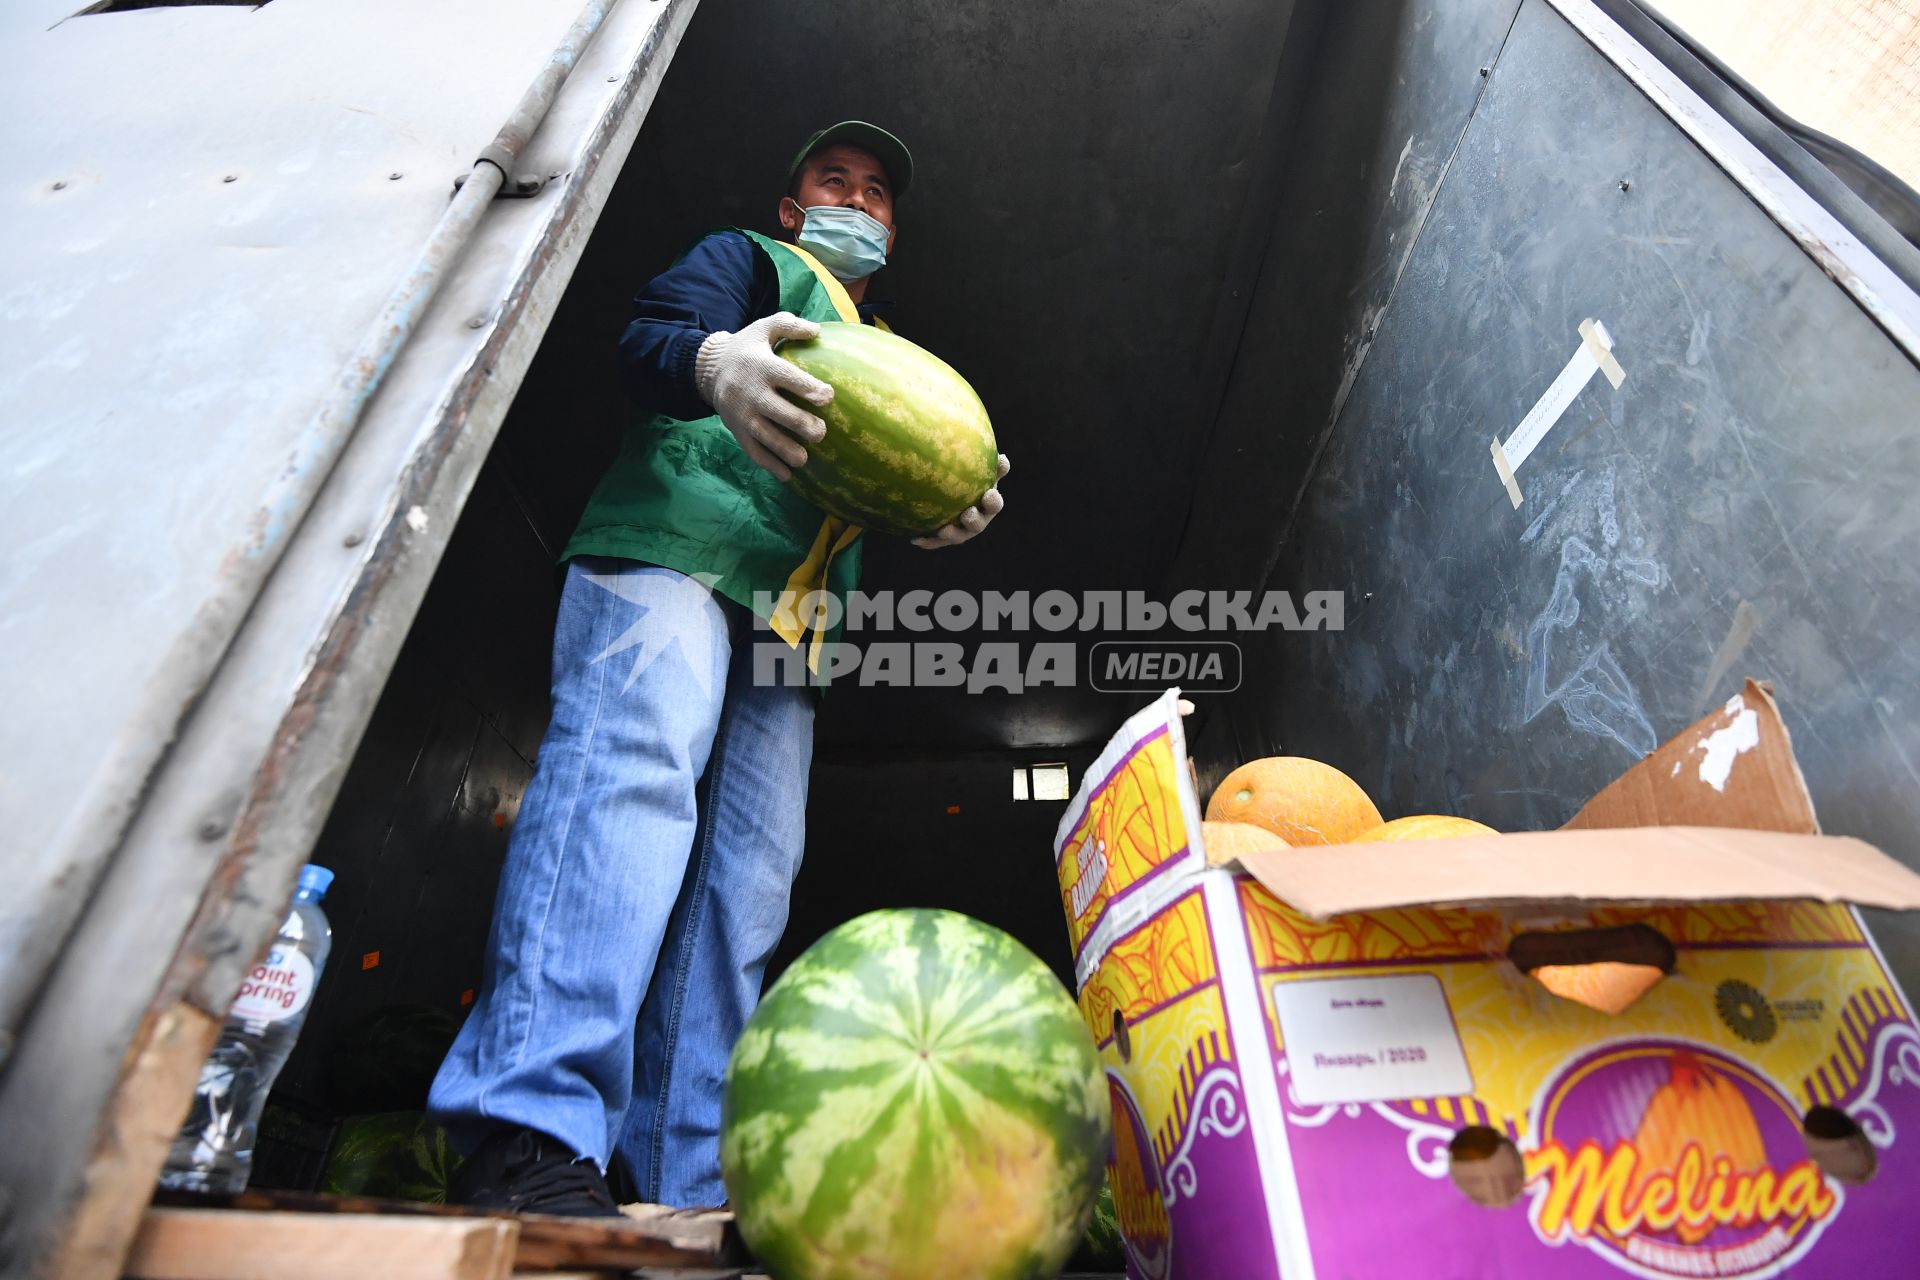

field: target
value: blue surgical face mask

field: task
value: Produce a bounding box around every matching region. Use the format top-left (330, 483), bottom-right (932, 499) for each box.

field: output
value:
top-left (793, 203), bottom-right (890, 282)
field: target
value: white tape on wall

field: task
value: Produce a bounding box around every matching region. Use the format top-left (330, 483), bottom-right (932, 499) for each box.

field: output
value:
top-left (1491, 318), bottom-right (1625, 508)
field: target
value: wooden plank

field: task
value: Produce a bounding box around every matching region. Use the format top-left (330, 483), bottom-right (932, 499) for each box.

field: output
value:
top-left (51, 1002), bottom-right (222, 1280)
top-left (147, 1191), bottom-right (751, 1272)
top-left (513, 1205), bottom-right (740, 1272)
top-left (124, 1209), bottom-right (518, 1280)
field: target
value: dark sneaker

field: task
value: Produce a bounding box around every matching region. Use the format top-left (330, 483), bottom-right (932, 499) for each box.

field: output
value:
top-left (604, 1155), bottom-right (640, 1207)
top-left (447, 1125), bottom-right (624, 1218)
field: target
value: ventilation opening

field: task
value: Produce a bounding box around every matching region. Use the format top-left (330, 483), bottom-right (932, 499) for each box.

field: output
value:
top-left (76, 2), bottom-right (268, 14)
top-left (1013, 762), bottom-right (1070, 801)
top-left (1448, 1125), bottom-right (1525, 1208)
top-left (1510, 923), bottom-right (1676, 1015)
top-left (1803, 1106), bottom-right (1877, 1185)
top-left (1111, 1009), bottom-right (1132, 1064)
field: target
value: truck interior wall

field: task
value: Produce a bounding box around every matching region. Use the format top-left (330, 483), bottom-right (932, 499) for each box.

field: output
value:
top-left (1174, 0), bottom-right (1527, 790)
top-left (1182, 0), bottom-right (1920, 994)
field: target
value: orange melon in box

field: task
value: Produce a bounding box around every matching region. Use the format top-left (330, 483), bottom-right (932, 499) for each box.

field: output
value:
top-left (1352, 814), bottom-right (1498, 842)
top-left (1201, 820), bottom-right (1292, 860)
top-left (1206, 757), bottom-right (1381, 846)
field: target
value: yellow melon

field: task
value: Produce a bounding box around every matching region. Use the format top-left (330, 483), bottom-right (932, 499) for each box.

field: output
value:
top-left (1531, 961), bottom-right (1666, 1016)
top-left (1351, 815), bottom-right (1499, 843)
top-left (1205, 757), bottom-right (1382, 847)
top-left (1200, 820), bottom-right (1292, 860)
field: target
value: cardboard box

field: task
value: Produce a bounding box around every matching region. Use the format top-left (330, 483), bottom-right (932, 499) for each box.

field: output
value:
top-left (1052, 682), bottom-right (1920, 1279)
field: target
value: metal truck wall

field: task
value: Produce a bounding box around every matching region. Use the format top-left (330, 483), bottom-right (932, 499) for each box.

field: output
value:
top-left (1183, 0), bottom-right (1920, 982)
top-left (0, 0), bottom-right (699, 1271)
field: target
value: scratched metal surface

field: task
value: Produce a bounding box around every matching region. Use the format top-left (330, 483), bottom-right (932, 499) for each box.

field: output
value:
top-left (1238, 0), bottom-right (1920, 973)
top-left (0, 0), bottom-right (700, 1269)
top-left (0, 0), bottom-right (598, 1036)
top-left (1171, 0), bottom-right (1526, 620)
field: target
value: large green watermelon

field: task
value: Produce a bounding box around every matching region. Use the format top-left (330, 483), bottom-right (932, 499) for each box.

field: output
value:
top-left (721, 909), bottom-right (1109, 1280)
top-left (775, 323), bottom-right (999, 538)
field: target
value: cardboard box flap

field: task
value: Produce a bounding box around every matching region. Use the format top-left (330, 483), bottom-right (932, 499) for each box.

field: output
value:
top-left (1230, 826), bottom-right (1920, 920)
top-left (1564, 679), bottom-right (1819, 834)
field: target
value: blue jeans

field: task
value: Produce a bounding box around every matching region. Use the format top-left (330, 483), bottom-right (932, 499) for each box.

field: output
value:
top-left (429, 558), bottom-right (813, 1206)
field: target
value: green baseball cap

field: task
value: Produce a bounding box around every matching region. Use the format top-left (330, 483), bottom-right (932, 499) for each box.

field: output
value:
top-left (787, 120), bottom-right (914, 200)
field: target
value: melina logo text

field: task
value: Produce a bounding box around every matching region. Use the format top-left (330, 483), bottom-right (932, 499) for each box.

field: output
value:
top-left (1524, 1044), bottom-right (1840, 1278)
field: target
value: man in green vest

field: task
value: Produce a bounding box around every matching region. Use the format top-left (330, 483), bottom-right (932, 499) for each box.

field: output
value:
top-left (429, 122), bottom-right (1009, 1215)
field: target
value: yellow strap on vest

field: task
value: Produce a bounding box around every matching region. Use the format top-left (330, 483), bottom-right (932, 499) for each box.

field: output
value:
top-left (775, 242), bottom-right (861, 323)
top-left (767, 515), bottom-right (862, 671)
top-left (762, 241), bottom-right (882, 670)
top-left (805, 521), bottom-right (862, 673)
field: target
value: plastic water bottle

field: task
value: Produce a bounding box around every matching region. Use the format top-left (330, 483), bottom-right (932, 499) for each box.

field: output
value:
top-left (158, 863), bottom-right (334, 1193)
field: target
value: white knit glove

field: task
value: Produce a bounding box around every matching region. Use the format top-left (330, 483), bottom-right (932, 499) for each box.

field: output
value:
top-left (694, 312), bottom-right (834, 481)
top-left (913, 454), bottom-right (1010, 549)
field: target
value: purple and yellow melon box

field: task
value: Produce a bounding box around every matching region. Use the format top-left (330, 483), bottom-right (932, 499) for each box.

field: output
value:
top-left (1053, 684), bottom-right (1920, 1280)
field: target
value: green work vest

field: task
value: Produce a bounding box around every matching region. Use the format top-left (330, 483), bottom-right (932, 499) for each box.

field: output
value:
top-left (563, 229), bottom-right (872, 675)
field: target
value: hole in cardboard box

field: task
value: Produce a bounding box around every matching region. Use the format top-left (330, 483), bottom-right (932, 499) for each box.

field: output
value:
top-left (1510, 923), bottom-right (1675, 1015)
top-left (1448, 1126), bottom-right (1524, 1208)
top-left (1803, 1106), bottom-right (1877, 1184)
top-left (1112, 1010), bottom-right (1132, 1064)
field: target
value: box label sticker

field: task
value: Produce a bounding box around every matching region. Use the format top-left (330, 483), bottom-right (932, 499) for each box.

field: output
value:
top-left (1271, 973), bottom-right (1472, 1105)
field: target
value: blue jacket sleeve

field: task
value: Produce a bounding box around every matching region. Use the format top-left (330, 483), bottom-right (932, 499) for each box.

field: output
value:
top-left (616, 232), bottom-right (781, 421)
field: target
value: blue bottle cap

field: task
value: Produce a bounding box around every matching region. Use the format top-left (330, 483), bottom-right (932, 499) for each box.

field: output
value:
top-left (298, 863), bottom-right (335, 900)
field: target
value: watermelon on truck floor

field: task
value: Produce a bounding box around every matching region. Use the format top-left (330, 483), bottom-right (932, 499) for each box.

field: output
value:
top-left (722, 908), bottom-right (1109, 1280)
